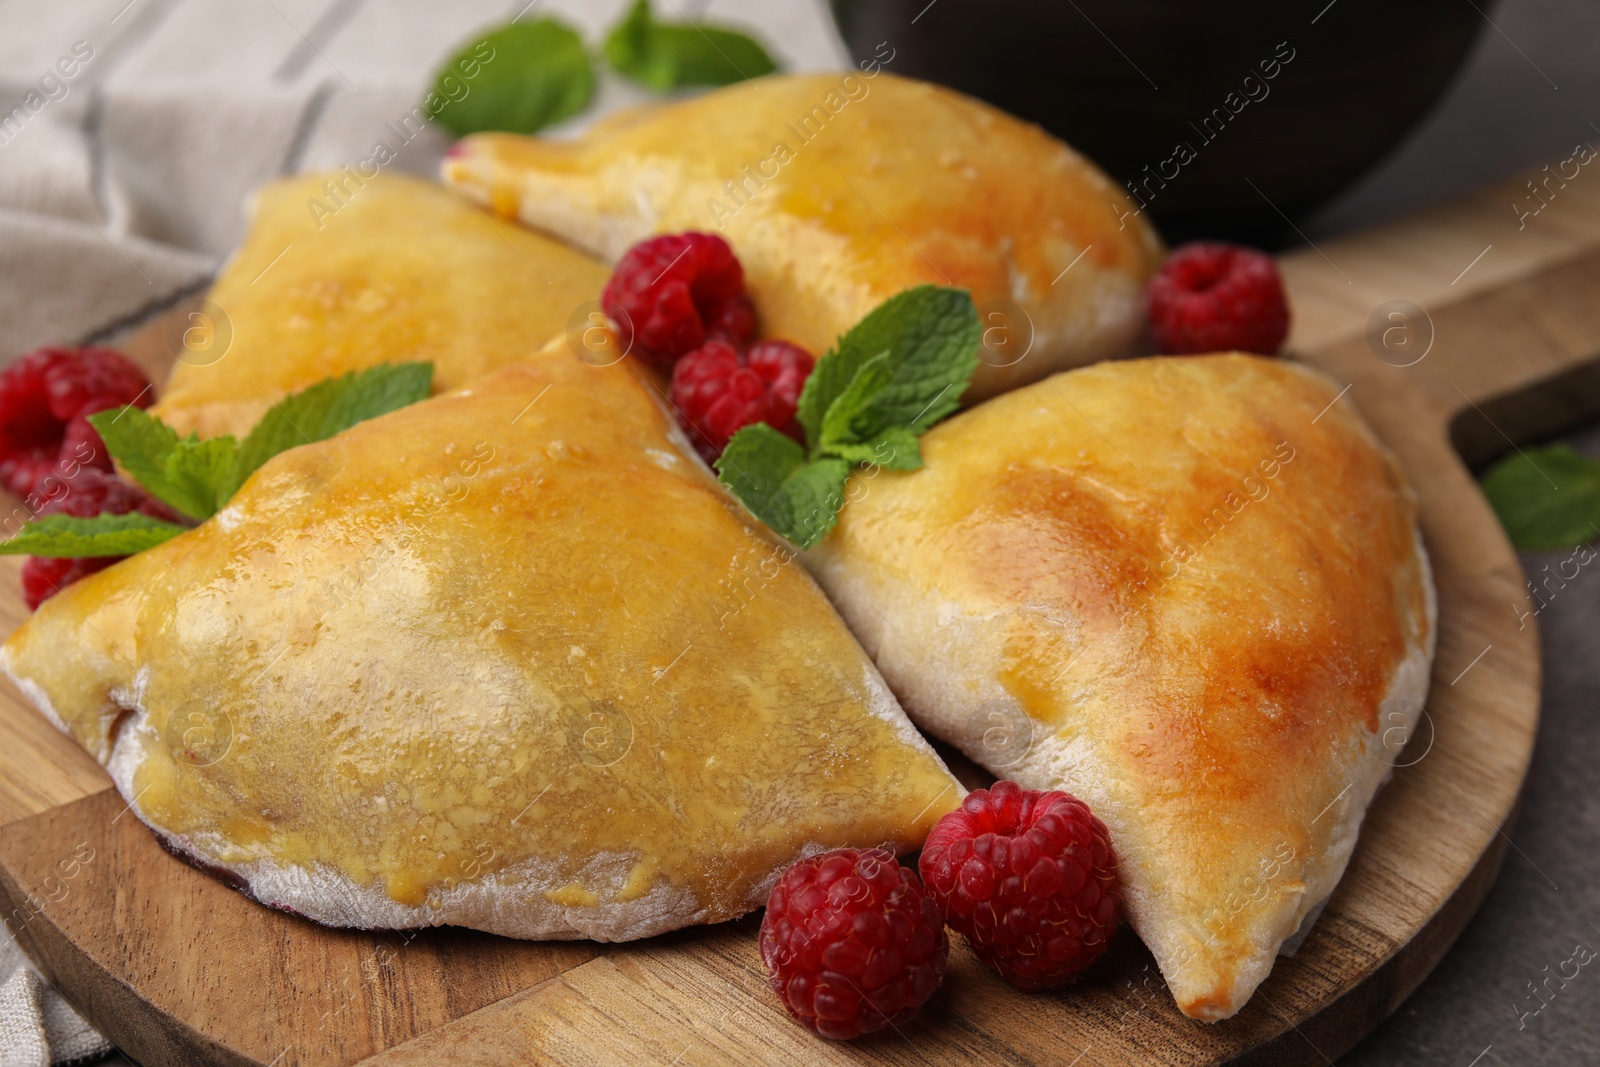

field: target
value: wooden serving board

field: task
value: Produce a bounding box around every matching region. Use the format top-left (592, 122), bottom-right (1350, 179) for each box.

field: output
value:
top-left (4, 160), bottom-right (1600, 1066)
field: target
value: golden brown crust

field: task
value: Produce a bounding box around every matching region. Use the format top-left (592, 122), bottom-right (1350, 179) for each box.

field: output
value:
top-left (151, 172), bottom-right (609, 439)
top-left (806, 355), bottom-right (1435, 1018)
top-left (442, 73), bottom-right (1164, 400)
top-left (4, 338), bottom-right (959, 941)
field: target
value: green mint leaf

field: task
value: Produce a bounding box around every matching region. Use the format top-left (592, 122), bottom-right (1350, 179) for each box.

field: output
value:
top-left (776, 459), bottom-right (854, 548)
top-left (83, 405), bottom-right (180, 501)
top-left (224, 362), bottom-right (433, 500)
top-left (1481, 444), bottom-right (1600, 550)
top-left (796, 285), bottom-right (981, 449)
top-left (603, 0), bottom-right (778, 91)
top-left (715, 423), bottom-right (806, 527)
top-left (170, 435), bottom-right (239, 516)
top-left (88, 407), bottom-right (239, 521)
top-left (819, 350), bottom-right (894, 455)
top-left (823, 426), bottom-right (923, 471)
top-left (90, 363), bottom-right (432, 521)
top-left (0, 513), bottom-right (188, 558)
top-left (715, 424), bottom-right (852, 549)
top-left (428, 19), bottom-right (594, 137)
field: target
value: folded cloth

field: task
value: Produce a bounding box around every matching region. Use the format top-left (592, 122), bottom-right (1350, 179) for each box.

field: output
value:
top-left (0, 945), bottom-right (109, 1067)
top-left (0, 0), bottom-right (846, 364)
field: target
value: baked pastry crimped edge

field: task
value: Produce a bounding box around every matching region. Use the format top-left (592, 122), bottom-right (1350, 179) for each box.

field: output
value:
top-left (3, 344), bottom-right (961, 942)
top-left (442, 72), bottom-right (1164, 402)
top-left (805, 354), bottom-right (1437, 1019)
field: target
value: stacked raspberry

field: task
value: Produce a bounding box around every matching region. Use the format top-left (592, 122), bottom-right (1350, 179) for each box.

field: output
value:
top-left (20, 469), bottom-right (181, 610)
top-left (759, 782), bottom-right (1121, 1041)
top-left (602, 233), bottom-right (814, 462)
top-left (0, 346), bottom-right (153, 501)
top-left (0, 346), bottom-right (174, 609)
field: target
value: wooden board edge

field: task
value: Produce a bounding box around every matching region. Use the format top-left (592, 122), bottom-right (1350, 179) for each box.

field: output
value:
top-left (1238, 810), bottom-right (1515, 1065)
top-left (2, 159), bottom-right (1591, 1063)
top-left (0, 852), bottom-right (256, 1067)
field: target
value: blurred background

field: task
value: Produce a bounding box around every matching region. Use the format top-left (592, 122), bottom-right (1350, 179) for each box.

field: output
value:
top-left (3, 0), bottom-right (1599, 365)
top-left (2, 1), bottom-right (1598, 1064)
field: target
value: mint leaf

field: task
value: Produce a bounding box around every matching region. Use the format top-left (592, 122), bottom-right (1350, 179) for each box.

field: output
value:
top-left (429, 19), bottom-right (594, 137)
top-left (603, 0), bottom-right (778, 91)
top-left (91, 362), bottom-right (432, 521)
top-left (715, 424), bottom-right (851, 549)
top-left (224, 363), bottom-right (433, 499)
top-left (715, 423), bottom-right (806, 527)
top-left (82, 406), bottom-right (181, 500)
top-left (88, 408), bottom-right (238, 521)
top-left (1481, 444), bottom-right (1600, 550)
top-left (0, 513), bottom-right (187, 558)
top-left (778, 459), bottom-right (854, 547)
top-left (819, 350), bottom-right (894, 455)
top-left (824, 425), bottom-right (923, 471)
top-left (797, 285), bottom-right (980, 448)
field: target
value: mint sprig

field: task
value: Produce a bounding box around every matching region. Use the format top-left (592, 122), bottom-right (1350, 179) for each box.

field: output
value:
top-left (426, 4), bottom-right (777, 139)
top-left (429, 19), bottom-right (595, 137)
top-left (717, 426), bottom-right (854, 549)
top-left (0, 513), bottom-right (189, 558)
top-left (88, 407), bottom-right (237, 521)
top-left (603, 0), bottom-right (778, 91)
top-left (6, 363), bottom-right (433, 561)
top-left (1481, 443), bottom-right (1600, 550)
top-left (714, 286), bottom-right (980, 548)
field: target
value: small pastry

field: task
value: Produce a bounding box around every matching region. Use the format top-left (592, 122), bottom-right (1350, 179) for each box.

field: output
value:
top-left (4, 337), bottom-right (961, 940)
top-left (443, 73), bottom-right (1163, 401)
top-left (152, 172), bottom-right (609, 440)
top-left (804, 354), bottom-right (1436, 1019)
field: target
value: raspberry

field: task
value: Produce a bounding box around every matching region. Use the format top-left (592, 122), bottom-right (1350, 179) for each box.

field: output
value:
top-left (36, 467), bottom-right (178, 522)
top-left (919, 781), bottom-right (1120, 991)
top-left (1144, 242), bottom-right (1290, 356)
top-left (760, 847), bottom-right (948, 1040)
top-left (44, 349), bottom-right (150, 423)
top-left (0, 349), bottom-right (70, 498)
top-left (21, 469), bottom-right (182, 611)
top-left (0, 448), bottom-right (60, 505)
top-left (61, 414), bottom-right (115, 472)
top-left (0, 346), bottom-right (152, 498)
top-left (670, 340), bottom-right (813, 463)
top-left (602, 232), bottom-right (756, 368)
top-left (21, 557), bottom-right (117, 612)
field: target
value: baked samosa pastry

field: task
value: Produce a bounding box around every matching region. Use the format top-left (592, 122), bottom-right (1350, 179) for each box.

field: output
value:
top-left (151, 172), bottom-right (608, 440)
top-left (443, 73), bottom-right (1162, 401)
top-left (804, 355), bottom-right (1436, 1019)
top-left (2, 340), bottom-right (961, 940)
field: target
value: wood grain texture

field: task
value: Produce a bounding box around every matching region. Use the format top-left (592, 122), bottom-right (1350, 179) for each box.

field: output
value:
top-left (1280, 152), bottom-right (1600, 355)
top-left (4, 160), bottom-right (1598, 1063)
top-left (0, 791), bottom-right (600, 1066)
top-left (0, 559), bottom-right (109, 826)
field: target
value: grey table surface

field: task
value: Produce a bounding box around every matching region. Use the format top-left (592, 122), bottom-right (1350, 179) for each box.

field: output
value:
top-left (61, 0), bottom-right (1600, 1062)
top-left (1314, 3), bottom-right (1600, 1065)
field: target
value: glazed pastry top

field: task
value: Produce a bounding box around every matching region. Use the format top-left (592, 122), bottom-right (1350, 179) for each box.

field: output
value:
top-left (152, 172), bottom-right (609, 440)
top-left (4, 338), bottom-right (960, 929)
top-left (806, 354), bottom-right (1434, 1019)
top-left (445, 73), bottom-right (1163, 400)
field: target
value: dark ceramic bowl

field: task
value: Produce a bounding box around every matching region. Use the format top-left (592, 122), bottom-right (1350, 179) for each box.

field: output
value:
top-left (829, 0), bottom-right (1487, 246)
